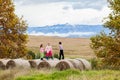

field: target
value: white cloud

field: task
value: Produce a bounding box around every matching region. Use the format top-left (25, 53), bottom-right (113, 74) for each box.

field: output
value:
top-left (14, 1), bottom-right (111, 27)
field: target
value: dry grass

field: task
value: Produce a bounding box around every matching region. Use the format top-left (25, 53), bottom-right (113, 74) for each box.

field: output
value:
top-left (27, 36), bottom-right (95, 59)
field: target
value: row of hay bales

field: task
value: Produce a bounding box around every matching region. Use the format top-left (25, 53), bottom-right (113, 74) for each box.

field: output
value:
top-left (0, 58), bottom-right (91, 71)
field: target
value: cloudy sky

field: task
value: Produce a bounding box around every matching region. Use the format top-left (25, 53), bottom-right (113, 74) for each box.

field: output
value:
top-left (14, 0), bottom-right (111, 27)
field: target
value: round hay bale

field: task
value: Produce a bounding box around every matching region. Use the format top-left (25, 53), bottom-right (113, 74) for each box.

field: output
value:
top-left (29, 59), bottom-right (43, 69)
top-left (38, 61), bottom-right (51, 69)
top-left (0, 59), bottom-right (11, 65)
top-left (33, 59), bottom-right (43, 65)
top-left (76, 58), bottom-right (92, 70)
top-left (0, 59), bottom-right (12, 69)
top-left (29, 60), bottom-right (37, 68)
top-left (14, 59), bottom-right (31, 69)
top-left (55, 59), bottom-right (74, 71)
top-left (68, 59), bottom-right (78, 69)
top-left (68, 59), bottom-right (84, 70)
top-left (45, 59), bottom-right (60, 68)
top-left (6, 60), bottom-right (16, 69)
top-left (6, 59), bottom-right (31, 69)
top-left (0, 61), bottom-right (6, 70)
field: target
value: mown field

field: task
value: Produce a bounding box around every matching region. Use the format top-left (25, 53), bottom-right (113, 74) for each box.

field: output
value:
top-left (27, 36), bottom-right (95, 59)
top-left (0, 69), bottom-right (120, 80)
top-left (0, 36), bottom-right (119, 80)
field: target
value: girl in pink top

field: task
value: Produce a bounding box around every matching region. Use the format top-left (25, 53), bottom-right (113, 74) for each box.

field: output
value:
top-left (45, 43), bottom-right (53, 59)
top-left (40, 44), bottom-right (44, 60)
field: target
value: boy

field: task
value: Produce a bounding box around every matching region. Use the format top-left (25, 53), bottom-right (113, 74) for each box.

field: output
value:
top-left (59, 42), bottom-right (64, 60)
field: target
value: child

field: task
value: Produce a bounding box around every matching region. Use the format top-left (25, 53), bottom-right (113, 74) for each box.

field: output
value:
top-left (59, 42), bottom-right (64, 60)
top-left (45, 43), bottom-right (53, 60)
top-left (40, 44), bottom-right (44, 60)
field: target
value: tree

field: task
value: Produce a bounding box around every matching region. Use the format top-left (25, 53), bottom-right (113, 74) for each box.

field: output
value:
top-left (90, 0), bottom-right (120, 69)
top-left (0, 0), bottom-right (28, 58)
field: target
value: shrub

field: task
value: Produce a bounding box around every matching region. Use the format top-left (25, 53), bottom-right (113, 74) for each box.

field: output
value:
top-left (27, 51), bottom-right (36, 59)
top-left (35, 53), bottom-right (41, 59)
top-left (54, 53), bottom-right (59, 59)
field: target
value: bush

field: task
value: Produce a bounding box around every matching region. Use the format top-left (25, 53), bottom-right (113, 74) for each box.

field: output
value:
top-left (27, 51), bottom-right (36, 59)
top-left (90, 58), bottom-right (103, 70)
top-left (54, 53), bottom-right (59, 59)
top-left (35, 53), bottom-right (41, 59)
top-left (90, 58), bottom-right (98, 70)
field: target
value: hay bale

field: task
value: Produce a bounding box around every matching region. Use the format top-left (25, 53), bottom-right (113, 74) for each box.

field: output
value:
top-left (29, 60), bottom-right (37, 68)
top-left (28, 59), bottom-right (42, 68)
top-left (6, 59), bottom-right (16, 69)
top-left (0, 59), bottom-right (11, 69)
top-left (0, 59), bottom-right (11, 65)
top-left (0, 61), bottom-right (6, 70)
top-left (55, 59), bottom-right (74, 71)
top-left (33, 59), bottom-right (43, 65)
top-left (76, 58), bottom-right (92, 70)
top-left (6, 58), bottom-right (30, 69)
top-left (37, 61), bottom-right (51, 69)
top-left (37, 58), bottom-right (59, 69)
top-left (68, 59), bottom-right (84, 70)
top-left (45, 58), bottom-right (60, 68)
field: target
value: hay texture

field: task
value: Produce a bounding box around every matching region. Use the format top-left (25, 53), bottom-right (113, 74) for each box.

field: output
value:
top-left (76, 58), bottom-right (92, 70)
top-left (37, 61), bottom-right (51, 69)
top-left (6, 58), bottom-right (30, 69)
top-left (37, 58), bottom-right (59, 69)
top-left (55, 59), bottom-right (74, 71)
top-left (29, 59), bottom-right (44, 68)
top-left (6, 59), bottom-right (16, 69)
top-left (29, 60), bottom-right (37, 68)
top-left (68, 59), bottom-right (84, 70)
top-left (0, 61), bottom-right (6, 70)
top-left (45, 58), bottom-right (60, 68)
top-left (0, 59), bottom-right (11, 69)
top-left (0, 59), bottom-right (11, 65)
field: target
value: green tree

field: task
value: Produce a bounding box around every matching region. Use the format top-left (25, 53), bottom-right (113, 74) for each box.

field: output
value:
top-left (0, 0), bottom-right (28, 58)
top-left (90, 0), bottom-right (120, 69)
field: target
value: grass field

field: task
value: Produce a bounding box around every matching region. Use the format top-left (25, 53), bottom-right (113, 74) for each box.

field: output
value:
top-left (16, 69), bottom-right (120, 80)
top-left (0, 69), bottom-right (120, 80)
top-left (0, 36), bottom-right (119, 80)
top-left (27, 36), bottom-right (95, 59)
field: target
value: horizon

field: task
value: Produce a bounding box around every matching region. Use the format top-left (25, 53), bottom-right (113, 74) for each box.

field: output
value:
top-left (28, 23), bottom-right (103, 27)
top-left (27, 25), bottom-right (110, 38)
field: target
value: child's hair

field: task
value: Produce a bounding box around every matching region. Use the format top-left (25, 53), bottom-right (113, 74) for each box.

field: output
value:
top-left (59, 42), bottom-right (62, 44)
top-left (40, 44), bottom-right (43, 48)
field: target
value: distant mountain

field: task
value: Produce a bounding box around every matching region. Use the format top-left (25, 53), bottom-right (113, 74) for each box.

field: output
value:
top-left (27, 24), bottom-right (110, 38)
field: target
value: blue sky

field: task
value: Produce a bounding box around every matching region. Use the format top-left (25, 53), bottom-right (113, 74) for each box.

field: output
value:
top-left (14, 0), bottom-right (111, 27)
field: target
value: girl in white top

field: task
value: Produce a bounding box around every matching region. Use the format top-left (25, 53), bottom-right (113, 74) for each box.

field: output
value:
top-left (45, 43), bottom-right (53, 59)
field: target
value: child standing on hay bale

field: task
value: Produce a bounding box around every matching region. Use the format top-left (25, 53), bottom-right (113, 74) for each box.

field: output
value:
top-left (59, 42), bottom-right (64, 60)
top-left (40, 44), bottom-right (44, 60)
top-left (45, 43), bottom-right (53, 60)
